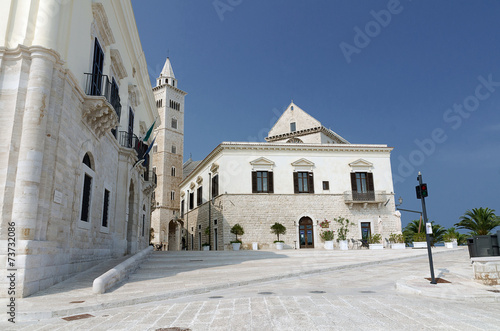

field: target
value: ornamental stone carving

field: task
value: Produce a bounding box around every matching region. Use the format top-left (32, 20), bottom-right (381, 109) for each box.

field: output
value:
top-left (82, 96), bottom-right (119, 138)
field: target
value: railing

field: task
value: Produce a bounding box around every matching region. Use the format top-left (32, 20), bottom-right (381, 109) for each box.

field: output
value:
top-left (118, 131), bottom-right (147, 158)
top-left (344, 191), bottom-right (387, 203)
top-left (84, 73), bottom-right (121, 119)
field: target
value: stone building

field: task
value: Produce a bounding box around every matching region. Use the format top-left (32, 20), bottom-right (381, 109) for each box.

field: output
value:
top-left (179, 102), bottom-right (402, 250)
top-left (150, 58), bottom-right (187, 251)
top-left (0, 0), bottom-right (158, 297)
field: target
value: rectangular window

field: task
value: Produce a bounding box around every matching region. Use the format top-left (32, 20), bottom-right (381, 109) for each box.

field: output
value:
top-left (171, 191), bottom-right (175, 201)
top-left (252, 171), bottom-right (274, 193)
top-left (171, 118), bottom-right (177, 129)
top-left (212, 175), bottom-right (219, 197)
top-left (171, 145), bottom-right (176, 154)
top-left (323, 181), bottom-right (329, 190)
top-left (181, 199), bottom-right (185, 217)
top-left (90, 38), bottom-right (104, 95)
top-left (80, 174), bottom-right (93, 222)
top-left (102, 189), bottom-right (110, 227)
top-left (350, 172), bottom-right (374, 201)
top-left (142, 214), bottom-right (145, 237)
top-left (294, 172), bottom-right (314, 193)
top-left (290, 122), bottom-right (296, 132)
top-left (189, 192), bottom-right (194, 209)
top-left (197, 186), bottom-right (203, 206)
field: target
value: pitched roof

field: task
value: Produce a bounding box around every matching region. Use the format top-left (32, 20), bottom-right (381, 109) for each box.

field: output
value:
top-left (160, 57), bottom-right (175, 78)
top-left (183, 158), bottom-right (202, 179)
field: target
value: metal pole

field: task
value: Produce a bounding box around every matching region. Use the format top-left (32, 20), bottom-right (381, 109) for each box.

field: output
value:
top-left (208, 173), bottom-right (212, 250)
top-left (418, 172), bottom-right (437, 284)
top-left (186, 190), bottom-right (189, 250)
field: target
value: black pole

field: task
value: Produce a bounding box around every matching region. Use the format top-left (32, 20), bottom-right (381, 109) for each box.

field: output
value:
top-left (418, 172), bottom-right (437, 284)
top-left (208, 173), bottom-right (212, 250)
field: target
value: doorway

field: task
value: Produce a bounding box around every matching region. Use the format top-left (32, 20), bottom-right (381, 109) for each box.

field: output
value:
top-left (299, 217), bottom-right (314, 248)
top-left (361, 222), bottom-right (371, 247)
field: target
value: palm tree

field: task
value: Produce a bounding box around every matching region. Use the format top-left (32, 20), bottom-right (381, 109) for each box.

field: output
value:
top-left (443, 227), bottom-right (468, 245)
top-left (455, 208), bottom-right (500, 236)
top-left (403, 219), bottom-right (446, 246)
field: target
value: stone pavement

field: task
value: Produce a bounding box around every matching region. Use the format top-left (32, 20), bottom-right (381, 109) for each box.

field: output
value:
top-left (2, 247), bottom-right (500, 330)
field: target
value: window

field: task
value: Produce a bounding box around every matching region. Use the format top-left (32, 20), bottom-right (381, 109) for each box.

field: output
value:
top-left (171, 118), bottom-right (177, 129)
top-left (80, 153), bottom-right (94, 225)
top-left (293, 172), bottom-right (314, 193)
top-left (252, 171), bottom-right (274, 193)
top-left (181, 199), bottom-right (185, 217)
top-left (350, 172), bottom-right (374, 200)
top-left (171, 145), bottom-right (176, 154)
top-left (171, 167), bottom-right (176, 177)
top-left (323, 181), bottom-right (330, 190)
top-left (142, 205), bottom-right (146, 237)
top-left (153, 145), bottom-right (157, 153)
top-left (189, 192), bottom-right (194, 209)
top-left (90, 38), bottom-right (104, 95)
top-left (197, 186), bottom-right (203, 206)
top-left (102, 189), bottom-right (110, 227)
top-left (171, 191), bottom-right (175, 201)
top-left (290, 122), bottom-right (296, 132)
top-left (212, 175), bottom-right (219, 197)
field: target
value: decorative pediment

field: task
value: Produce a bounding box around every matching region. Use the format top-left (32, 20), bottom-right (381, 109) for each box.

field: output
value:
top-left (349, 159), bottom-right (373, 172)
top-left (92, 3), bottom-right (115, 47)
top-left (210, 163), bottom-right (219, 173)
top-left (110, 49), bottom-right (127, 80)
top-left (128, 84), bottom-right (140, 107)
top-left (82, 96), bottom-right (119, 138)
top-left (196, 176), bottom-right (203, 184)
top-left (291, 158), bottom-right (314, 171)
top-left (250, 157), bottom-right (275, 171)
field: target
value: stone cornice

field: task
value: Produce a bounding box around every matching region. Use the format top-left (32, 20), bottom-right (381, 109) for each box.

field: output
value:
top-left (266, 125), bottom-right (349, 144)
top-left (110, 49), bottom-right (128, 80)
top-left (92, 3), bottom-right (115, 47)
top-left (152, 83), bottom-right (188, 96)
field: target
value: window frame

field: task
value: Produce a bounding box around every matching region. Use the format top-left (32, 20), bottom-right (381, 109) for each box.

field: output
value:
top-left (252, 171), bottom-right (274, 193)
top-left (78, 155), bottom-right (95, 230)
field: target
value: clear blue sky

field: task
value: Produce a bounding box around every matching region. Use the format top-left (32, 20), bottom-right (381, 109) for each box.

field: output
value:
top-left (132, 0), bottom-right (500, 231)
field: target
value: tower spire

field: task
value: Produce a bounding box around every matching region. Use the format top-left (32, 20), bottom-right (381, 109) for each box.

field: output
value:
top-left (156, 57), bottom-right (177, 87)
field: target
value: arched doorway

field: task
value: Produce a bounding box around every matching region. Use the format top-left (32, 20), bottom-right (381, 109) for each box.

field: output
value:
top-left (299, 217), bottom-right (314, 248)
top-left (168, 220), bottom-right (178, 251)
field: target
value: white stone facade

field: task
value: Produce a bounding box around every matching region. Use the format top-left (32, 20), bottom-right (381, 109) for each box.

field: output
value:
top-left (180, 103), bottom-right (402, 251)
top-left (151, 58), bottom-right (187, 251)
top-left (0, 1), bottom-right (158, 297)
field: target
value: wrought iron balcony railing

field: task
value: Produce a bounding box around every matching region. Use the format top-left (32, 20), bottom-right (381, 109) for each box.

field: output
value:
top-left (344, 191), bottom-right (387, 208)
top-left (84, 73), bottom-right (121, 119)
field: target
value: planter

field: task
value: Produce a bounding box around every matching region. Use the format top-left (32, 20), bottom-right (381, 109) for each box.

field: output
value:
top-left (202, 245), bottom-right (210, 251)
top-left (391, 243), bottom-right (406, 250)
top-left (252, 242), bottom-right (258, 250)
top-left (369, 243), bottom-right (384, 250)
top-left (275, 242), bottom-right (284, 250)
top-left (445, 241), bottom-right (457, 249)
top-left (324, 241), bottom-right (334, 250)
top-left (339, 240), bottom-right (349, 251)
top-left (413, 241), bottom-right (427, 248)
top-left (232, 242), bottom-right (241, 251)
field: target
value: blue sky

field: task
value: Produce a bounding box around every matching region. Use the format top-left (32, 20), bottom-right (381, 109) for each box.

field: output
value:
top-left (132, 0), bottom-right (500, 231)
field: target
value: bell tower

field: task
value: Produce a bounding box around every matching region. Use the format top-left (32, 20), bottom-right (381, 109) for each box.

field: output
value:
top-left (151, 57), bottom-right (187, 250)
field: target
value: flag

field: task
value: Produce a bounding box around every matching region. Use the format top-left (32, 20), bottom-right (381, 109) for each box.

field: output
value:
top-left (133, 134), bottom-right (156, 168)
top-left (143, 120), bottom-right (156, 142)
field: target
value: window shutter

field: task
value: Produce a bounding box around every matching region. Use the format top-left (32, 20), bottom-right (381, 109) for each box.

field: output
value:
top-left (367, 173), bottom-right (374, 192)
top-left (293, 172), bottom-right (299, 194)
top-left (308, 172), bottom-right (314, 193)
top-left (268, 172), bottom-right (274, 193)
top-left (350, 173), bottom-right (357, 192)
top-left (252, 171), bottom-right (257, 193)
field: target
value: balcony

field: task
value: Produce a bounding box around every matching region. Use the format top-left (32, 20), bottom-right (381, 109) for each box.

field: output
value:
top-left (118, 131), bottom-right (147, 158)
top-left (82, 73), bottom-right (121, 138)
top-left (344, 191), bottom-right (387, 209)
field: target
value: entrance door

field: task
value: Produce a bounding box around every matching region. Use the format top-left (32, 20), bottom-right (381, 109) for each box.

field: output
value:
top-left (361, 222), bottom-right (371, 247)
top-left (299, 217), bottom-right (314, 248)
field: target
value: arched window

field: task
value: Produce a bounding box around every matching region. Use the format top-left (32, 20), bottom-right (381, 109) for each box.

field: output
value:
top-left (79, 153), bottom-right (95, 227)
top-left (287, 138), bottom-right (303, 143)
top-left (171, 166), bottom-right (176, 177)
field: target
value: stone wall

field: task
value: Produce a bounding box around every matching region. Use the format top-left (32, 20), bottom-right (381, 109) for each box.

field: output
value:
top-left (183, 193), bottom-right (401, 251)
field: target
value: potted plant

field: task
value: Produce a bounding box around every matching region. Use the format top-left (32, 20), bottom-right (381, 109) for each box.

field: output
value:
top-left (319, 219), bottom-right (330, 229)
top-left (230, 223), bottom-right (244, 251)
top-left (270, 222), bottom-right (286, 250)
top-left (202, 243), bottom-right (210, 251)
top-left (368, 233), bottom-right (383, 250)
top-left (389, 233), bottom-right (406, 249)
top-left (443, 232), bottom-right (458, 248)
top-left (320, 230), bottom-right (335, 250)
top-left (335, 217), bottom-right (351, 250)
top-left (413, 232), bottom-right (427, 248)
